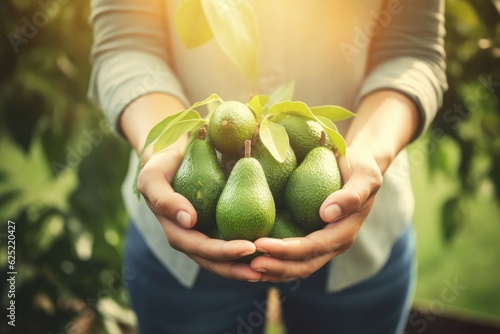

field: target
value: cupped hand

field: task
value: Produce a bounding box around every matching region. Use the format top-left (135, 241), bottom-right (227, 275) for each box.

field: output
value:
top-left (251, 146), bottom-right (383, 283)
top-left (137, 149), bottom-right (263, 282)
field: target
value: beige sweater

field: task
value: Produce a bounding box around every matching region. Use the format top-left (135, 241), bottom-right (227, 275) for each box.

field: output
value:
top-left (88, 0), bottom-right (447, 292)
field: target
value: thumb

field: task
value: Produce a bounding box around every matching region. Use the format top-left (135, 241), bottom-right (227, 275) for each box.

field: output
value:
top-left (138, 149), bottom-right (197, 228)
top-left (319, 187), bottom-right (365, 223)
top-left (319, 148), bottom-right (382, 223)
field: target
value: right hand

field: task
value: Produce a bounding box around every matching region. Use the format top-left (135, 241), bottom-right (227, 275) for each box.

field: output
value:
top-left (137, 148), bottom-right (263, 282)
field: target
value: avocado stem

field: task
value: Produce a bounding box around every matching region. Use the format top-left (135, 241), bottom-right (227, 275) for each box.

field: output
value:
top-left (320, 131), bottom-right (326, 147)
top-left (199, 127), bottom-right (207, 140)
top-left (245, 140), bottom-right (251, 158)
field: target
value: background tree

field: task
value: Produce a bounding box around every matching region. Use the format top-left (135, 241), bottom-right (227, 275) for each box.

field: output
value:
top-left (1, 1), bottom-right (131, 333)
top-left (429, 0), bottom-right (500, 240)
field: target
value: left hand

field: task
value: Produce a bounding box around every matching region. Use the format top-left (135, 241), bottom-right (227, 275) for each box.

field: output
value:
top-left (251, 146), bottom-right (383, 282)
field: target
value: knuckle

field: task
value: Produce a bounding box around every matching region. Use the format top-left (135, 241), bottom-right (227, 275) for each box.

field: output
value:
top-left (310, 247), bottom-right (322, 260)
top-left (196, 248), bottom-right (208, 259)
top-left (347, 189), bottom-right (363, 209)
top-left (151, 195), bottom-right (169, 215)
top-left (341, 236), bottom-right (356, 251)
top-left (307, 241), bottom-right (324, 259)
top-left (165, 233), bottom-right (181, 251)
top-left (371, 170), bottom-right (383, 192)
top-left (299, 263), bottom-right (313, 278)
top-left (196, 240), bottom-right (211, 259)
top-left (301, 271), bottom-right (312, 279)
top-left (331, 235), bottom-right (356, 253)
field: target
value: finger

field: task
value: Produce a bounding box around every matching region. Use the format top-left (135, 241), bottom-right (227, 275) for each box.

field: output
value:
top-left (320, 153), bottom-right (382, 223)
top-left (253, 236), bottom-right (321, 260)
top-left (161, 220), bottom-right (257, 262)
top-left (254, 216), bottom-right (362, 260)
top-left (138, 151), bottom-right (197, 227)
top-left (251, 253), bottom-right (334, 282)
top-left (191, 255), bottom-right (262, 282)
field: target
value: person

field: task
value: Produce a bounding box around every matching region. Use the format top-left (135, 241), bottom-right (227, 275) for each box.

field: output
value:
top-left (88, 0), bottom-right (447, 333)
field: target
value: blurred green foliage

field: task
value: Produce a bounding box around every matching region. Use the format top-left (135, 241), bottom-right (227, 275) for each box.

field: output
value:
top-left (0, 1), bottom-right (131, 333)
top-left (429, 0), bottom-right (500, 241)
top-left (0, 0), bottom-right (499, 333)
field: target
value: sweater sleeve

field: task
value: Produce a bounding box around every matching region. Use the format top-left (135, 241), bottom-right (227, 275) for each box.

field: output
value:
top-left (356, 0), bottom-right (448, 138)
top-left (87, 0), bottom-right (189, 134)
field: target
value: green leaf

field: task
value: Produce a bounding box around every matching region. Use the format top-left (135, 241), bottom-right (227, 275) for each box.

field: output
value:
top-left (206, 99), bottom-right (223, 120)
top-left (144, 113), bottom-right (184, 149)
top-left (153, 114), bottom-right (205, 152)
top-left (176, 0), bottom-right (214, 48)
top-left (187, 92), bottom-right (224, 115)
top-left (316, 116), bottom-right (339, 133)
top-left (267, 80), bottom-right (296, 106)
top-left (269, 101), bottom-right (348, 157)
top-left (247, 95), bottom-right (268, 119)
top-left (316, 116), bottom-right (347, 157)
top-left (132, 164), bottom-right (144, 199)
top-left (269, 100), bottom-right (316, 119)
top-left (201, 0), bottom-right (259, 81)
top-left (133, 113), bottom-right (183, 197)
top-left (149, 93), bottom-right (222, 150)
top-left (259, 118), bottom-right (289, 163)
top-left (311, 105), bottom-right (356, 122)
top-left (131, 110), bottom-right (196, 197)
top-left (255, 94), bottom-right (270, 107)
top-left (133, 94), bottom-right (223, 197)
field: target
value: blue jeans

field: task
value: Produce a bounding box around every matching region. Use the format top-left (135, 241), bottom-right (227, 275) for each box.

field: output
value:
top-left (124, 222), bottom-right (415, 334)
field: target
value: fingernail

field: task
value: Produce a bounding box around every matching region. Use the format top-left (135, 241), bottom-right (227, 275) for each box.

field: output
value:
top-left (255, 268), bottom-right (267, 273)
top-left (324, 204), bottom-right (341, 222)
top-left (247, 279), bottom-right (259, 283)
top-left (176, 210), bottom-right (192, 228)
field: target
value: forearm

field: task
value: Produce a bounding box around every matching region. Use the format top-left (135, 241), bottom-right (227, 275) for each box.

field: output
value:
top-left (346, 90), bottom-right (420, 174)
top-left (89, 0), bottom-right (190, 137)
top-left (120, 93), bottom-right (188, 158)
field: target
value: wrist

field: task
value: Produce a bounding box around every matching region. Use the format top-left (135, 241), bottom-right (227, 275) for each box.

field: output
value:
top-left (345, 90), bottom-right (420, 174)
top-left (346, 142), bottom-right (395, 174)
top-left (120, 93), bottom-right (188, 160)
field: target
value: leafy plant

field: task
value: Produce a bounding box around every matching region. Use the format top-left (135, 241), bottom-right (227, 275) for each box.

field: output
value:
top-left (424, 0), bottom-right (500, 242)
top-left (132, 82), bottom-right (355, 197)
top-left (176, 0), bottom-right (259, 81)
top-left (0, 1), bottom-right (132, 333)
